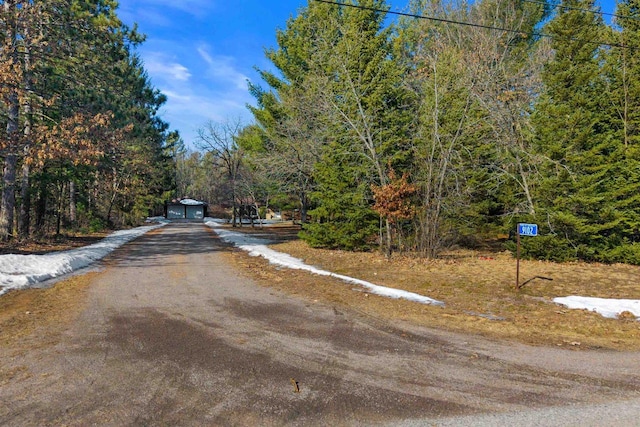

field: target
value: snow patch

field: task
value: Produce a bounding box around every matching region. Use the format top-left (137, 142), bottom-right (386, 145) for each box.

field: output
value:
top-left (146, 216), bottom-right (170, 224)
top-left (205, 219), bottom-right (444, 306)
top-left (0, 223), bottom-right (165, 296)
top-left (180, 198), bottom-right (204, 205)
top-left (554, 296), bottom-right (640, 320)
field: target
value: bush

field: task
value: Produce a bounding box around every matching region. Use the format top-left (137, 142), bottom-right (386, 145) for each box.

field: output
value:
top-left (89, 217), bottom-right (107, 233)
top-left (299, 210), bottom-right (378, 251)
top-left (598, 243), bottom-right (640, 265)
top-left (506, 234), bottom-right (640, 265)
top-left (506, 234), bottom-right (577, 263)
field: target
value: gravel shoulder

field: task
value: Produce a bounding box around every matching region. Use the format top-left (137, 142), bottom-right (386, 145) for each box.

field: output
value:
top-left (1, 223), bottom-right (639, 426)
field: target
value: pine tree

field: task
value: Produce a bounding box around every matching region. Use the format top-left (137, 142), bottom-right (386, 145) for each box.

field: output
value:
top-left (531, 0), bottom-right (611, 261)
top-left (0, 0), bottom-right (175, 237)
top-left (594, 0), bottom-right (640, 263)
top-left (302, 0), bottom-right (414, 251)
top-left (248, 1), bottom-right (341, 224)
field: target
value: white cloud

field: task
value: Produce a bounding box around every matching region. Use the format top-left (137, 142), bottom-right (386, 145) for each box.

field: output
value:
top-left (197, 44), bottom-right (249, 91)
top-left (144, 54), bottom-right (192, 82)
top-left (134, 41), bottom-right (256, 148)
top-left (157, 85), bottom-right (253, 148)
top-left (161, 89), bottom-right (192, 102)
top-left (114, 0), bottom-right (261, 149)
top-left (197, 46), bottom-right (214, 66)
top-left (130, 8), bottom-right (172, 27)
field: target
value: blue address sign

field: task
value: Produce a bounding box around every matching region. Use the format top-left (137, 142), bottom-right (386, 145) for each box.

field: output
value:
top-left (518, 223), bottom-right (538, 237)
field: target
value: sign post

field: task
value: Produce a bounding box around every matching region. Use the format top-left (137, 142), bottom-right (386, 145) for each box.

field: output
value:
top-left (516, 228), bottom-right (520, 289)
top-left (516, 223), bottom-right (538, 289)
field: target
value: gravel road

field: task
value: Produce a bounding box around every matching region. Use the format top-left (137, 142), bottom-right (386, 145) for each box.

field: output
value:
top-left (1, 223), bottom-right (639, 426)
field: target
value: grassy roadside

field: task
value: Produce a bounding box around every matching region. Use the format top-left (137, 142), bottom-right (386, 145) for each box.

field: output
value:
top-left (0, 232), bottom-right (108, 354)
top-left (221, 225), bottom-right (640, 351)
top-left (0, 273), bottom-right (95, 350)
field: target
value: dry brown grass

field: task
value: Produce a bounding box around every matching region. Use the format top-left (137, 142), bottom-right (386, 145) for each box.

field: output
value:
top-left (0, 273), bottom-right (95, 385)
top-left (222, 225), bottom-right (640, 351)
top-left (0, 274), bottom-right (94, 350)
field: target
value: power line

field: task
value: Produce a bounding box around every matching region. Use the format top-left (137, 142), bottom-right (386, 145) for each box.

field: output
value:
top-left (318, 0), bottom-right (547, 36)
top-left (311, 0), bottom-right (636, 50)
top-left (521, 0), bottom-right (640, 23)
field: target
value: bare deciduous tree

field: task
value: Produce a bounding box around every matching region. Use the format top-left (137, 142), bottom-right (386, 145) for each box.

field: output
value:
top-left (197, 119), bottom-right (245, 226)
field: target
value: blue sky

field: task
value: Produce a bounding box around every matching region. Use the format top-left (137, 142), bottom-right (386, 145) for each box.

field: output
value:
top-left (116, 0), bottom-right (619, 149)
top-left (116, 0), bottom-right (308, 148)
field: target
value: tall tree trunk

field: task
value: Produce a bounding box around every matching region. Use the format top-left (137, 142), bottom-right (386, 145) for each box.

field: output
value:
top-left (35, 176), bottom-right (47, 234)
top-left (0, 0), bottom-right (19, 241)
top-left (1, 95), bottom-right (19, 240)
top-left (56, 181), bottom-right (64, 235)
top-left (19, 162), bottom-right (30, 236)
top-left (107, 177), bottom-right (119, 226)
top-left (384, 218), bottom-right (392, 258)
top-left (69, 180), bottom-right (77, 223)
top-left (19, 22), bottom-right (33, 237)
top-left (299, 192), bottom-right (309, 224)
top-left (0, 154), bottom-right (18, 240)
top-left (232, 182), bottom-right (240, 228)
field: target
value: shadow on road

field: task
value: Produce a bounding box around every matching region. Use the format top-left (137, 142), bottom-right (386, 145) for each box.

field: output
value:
top-left (103, 223), bottom-right (228, 268)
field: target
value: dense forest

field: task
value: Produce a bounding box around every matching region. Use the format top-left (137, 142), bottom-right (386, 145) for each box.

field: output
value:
top-left (4, 0), bottom-right (639, 265)
top-left (181, 0), bottom-right (640, 263)
top-left (0, 0), bottom-right (176, 240)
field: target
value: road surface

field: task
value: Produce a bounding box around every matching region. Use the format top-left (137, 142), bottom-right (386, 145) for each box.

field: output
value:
top-left (1, 223), bottom-right (639, 426)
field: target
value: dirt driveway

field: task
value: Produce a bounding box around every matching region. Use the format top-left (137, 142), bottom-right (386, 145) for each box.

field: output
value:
top-left (1, 223), bottom-right (640, 426)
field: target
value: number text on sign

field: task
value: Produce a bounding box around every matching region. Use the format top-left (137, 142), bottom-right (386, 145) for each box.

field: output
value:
top-left (518, 223), bottom-right (538, 237)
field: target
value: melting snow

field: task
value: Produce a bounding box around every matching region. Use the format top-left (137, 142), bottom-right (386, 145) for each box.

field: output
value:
top-left (554, 296), bottom-right (640, 320)
top-left (179, 198), bottom-right (204, 205)
top-left (206, 219), bottom-right (444, 306)
top-left (1, 218), bottom-right (638, 322)
top-left (0, 224), bottom-right (165, 295)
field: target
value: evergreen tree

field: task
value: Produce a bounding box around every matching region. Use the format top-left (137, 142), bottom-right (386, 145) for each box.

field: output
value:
top-left (303, 138), bottom-right (379, 250)
top-left (248, 1), bottom-right (340, 224)
top-left (531, 0), bottom-right (611, 261)
top-left (301, 0), bottom-right (414, 252)
top-left (594, 0), bottom-right (640, 263)
top-left (0, 0), bottom-right (175, 237)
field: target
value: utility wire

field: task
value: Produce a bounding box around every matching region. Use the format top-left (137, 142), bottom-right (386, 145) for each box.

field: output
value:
top-left (521, 0), bottom-right (640, 23)
top-left (311, 0), bottom-right (636, 50)
top-left (315, 0), bottom-right (541, 36)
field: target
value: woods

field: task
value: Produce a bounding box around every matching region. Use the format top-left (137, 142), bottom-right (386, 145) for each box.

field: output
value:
top-left (0, 0), bottom-right (174, 240)
top-left (231, 0), bottom-right (640, 263)
top-left (5, 0), bottom-right (639, 265)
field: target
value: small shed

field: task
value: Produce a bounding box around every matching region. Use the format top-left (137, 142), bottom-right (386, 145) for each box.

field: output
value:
top-left (165, 198), bottom-right (208, 220)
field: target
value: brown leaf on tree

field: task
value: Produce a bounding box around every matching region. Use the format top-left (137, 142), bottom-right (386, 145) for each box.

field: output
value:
top-left (29, 112), bottom-right (129, 168)
top-left (371, 169), bottom-right (417, 224)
